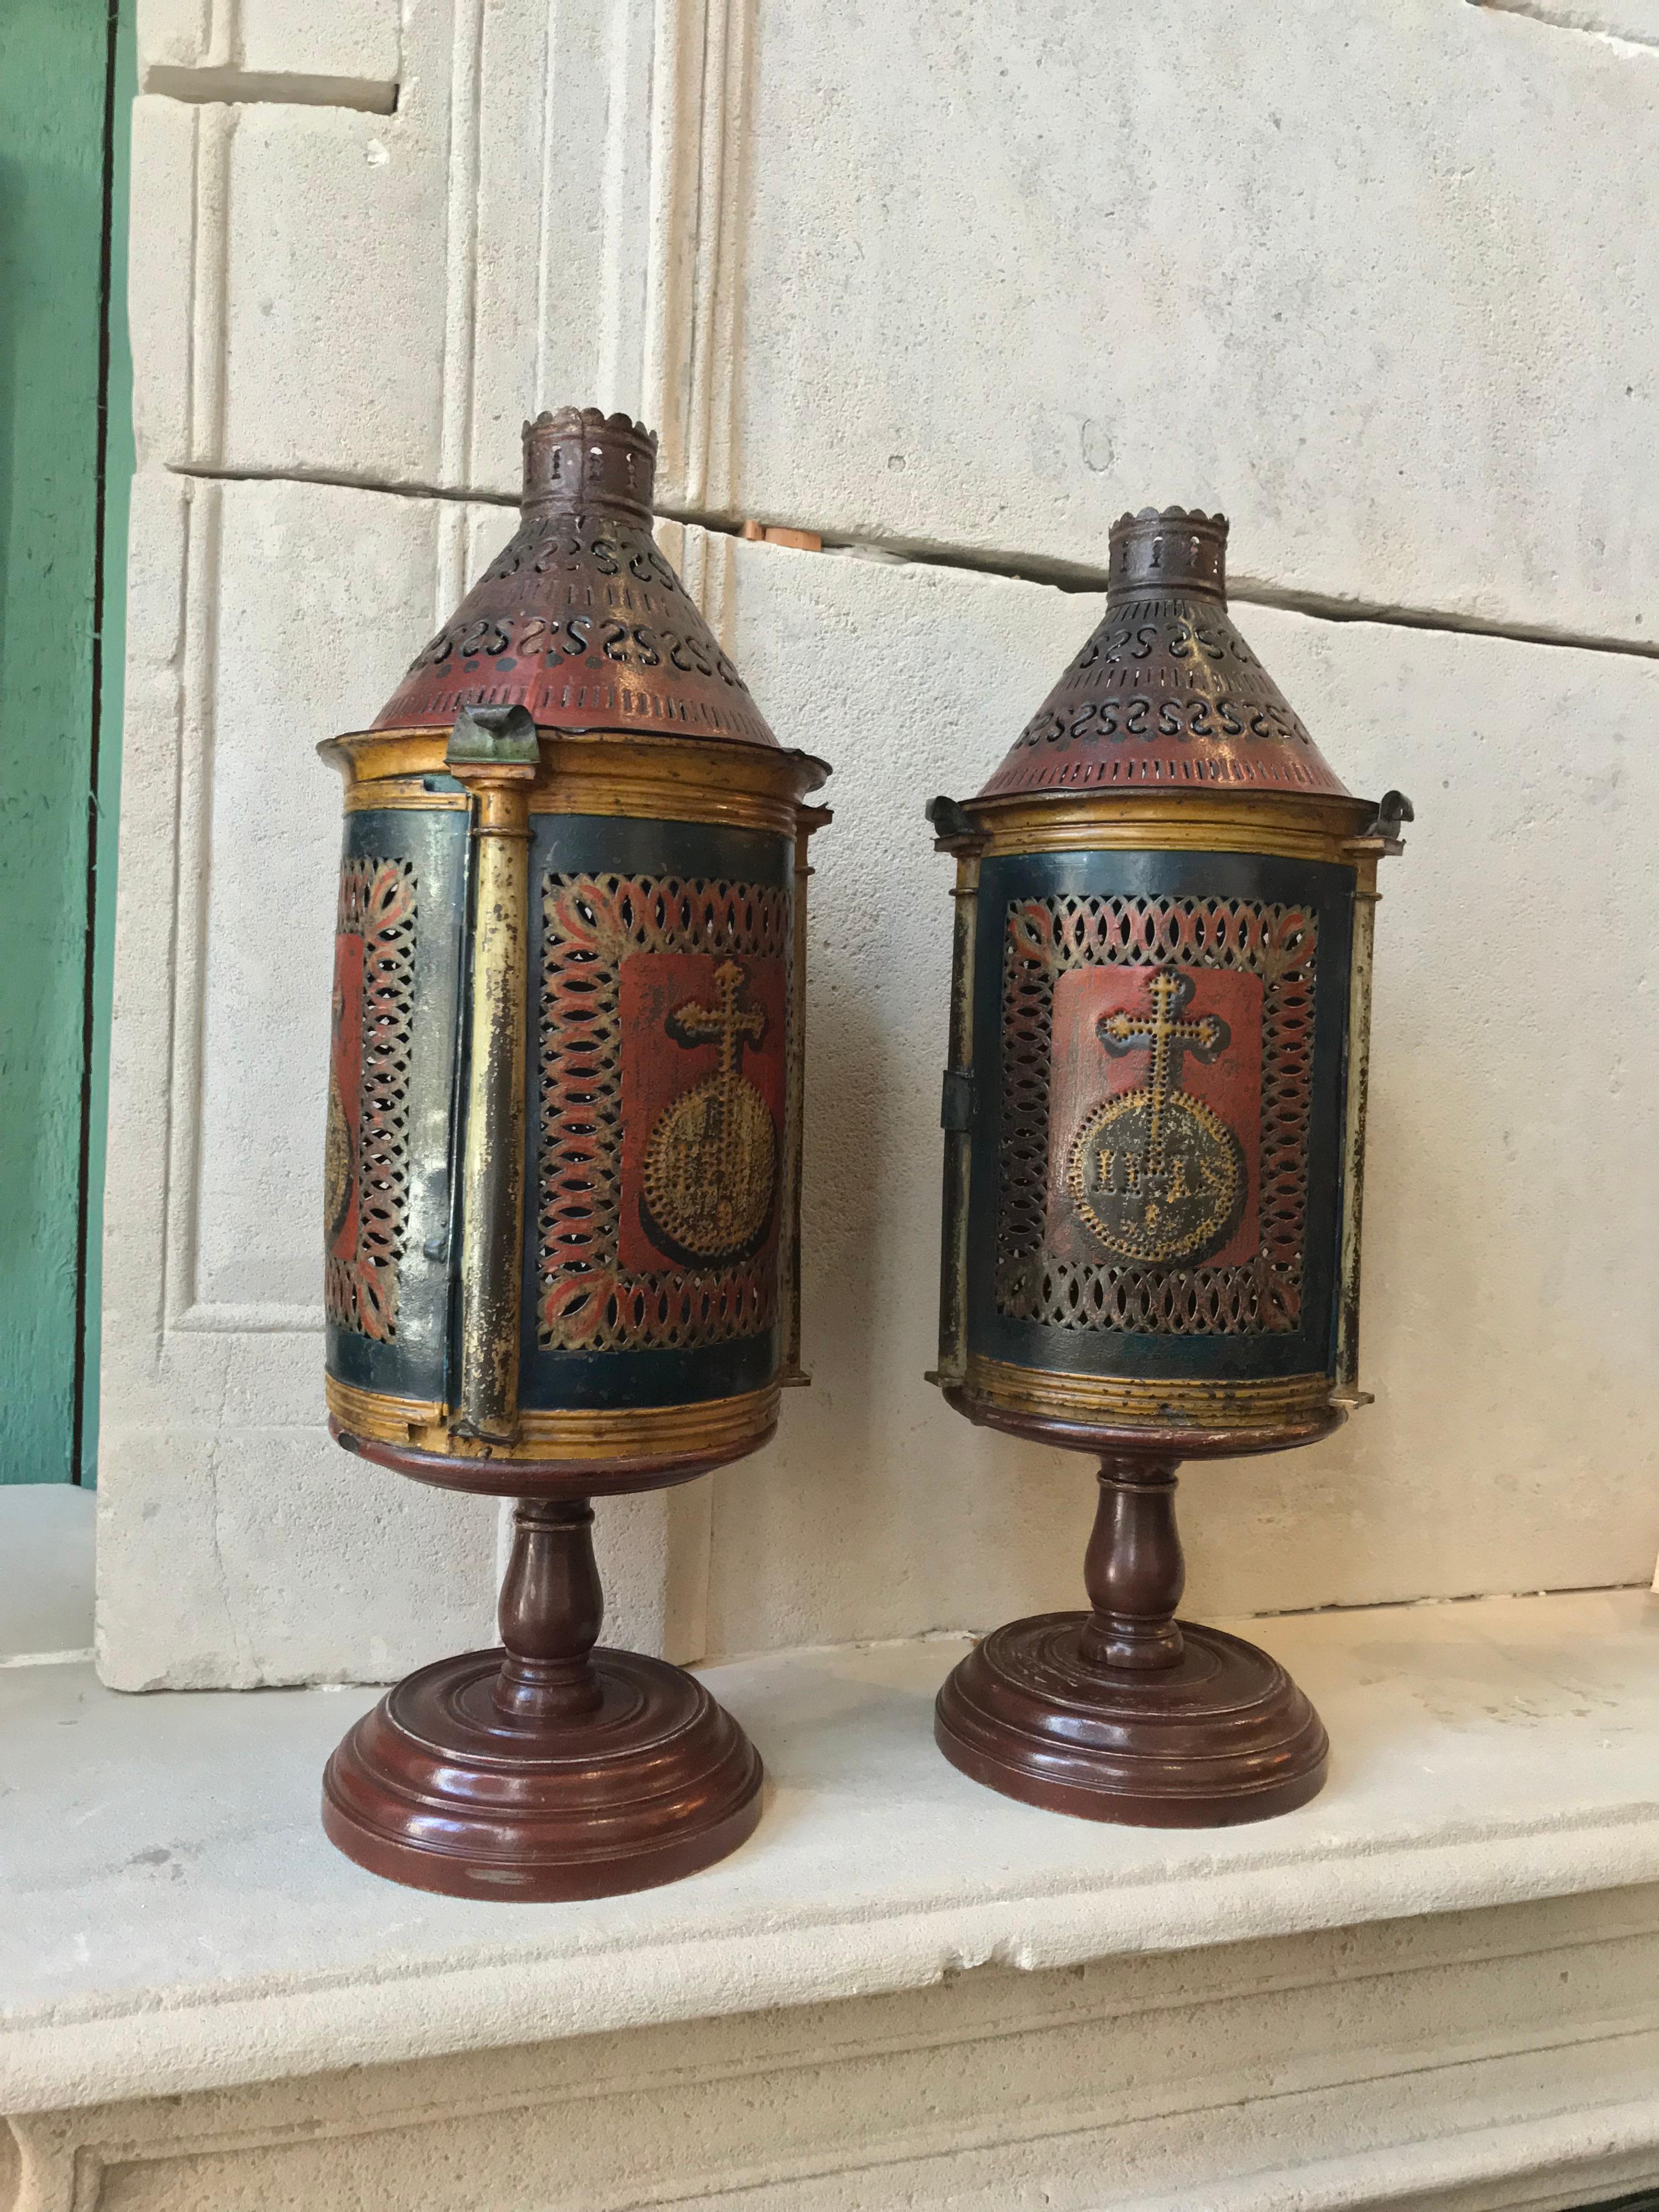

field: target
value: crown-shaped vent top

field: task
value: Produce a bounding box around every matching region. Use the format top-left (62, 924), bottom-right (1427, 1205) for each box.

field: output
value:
top-left (372, 405), bottom-right (778, 746)
top-left (522, 408), bottom-right (659, 518)
top-left (972, 504), bottom-right (1352, 803)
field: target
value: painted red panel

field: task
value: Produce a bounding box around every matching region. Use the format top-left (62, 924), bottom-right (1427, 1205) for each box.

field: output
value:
top-left (1046, 964), bottom-right (1263, 1270)
top-left (619, 952), bottom-right (787, 1273)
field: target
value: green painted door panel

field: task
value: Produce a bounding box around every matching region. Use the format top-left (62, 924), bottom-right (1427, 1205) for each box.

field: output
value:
top-left (0, 0), bottom-right (131, 1482)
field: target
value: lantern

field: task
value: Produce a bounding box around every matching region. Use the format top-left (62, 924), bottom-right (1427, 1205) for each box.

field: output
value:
top-left (318, 408), bottom-right (829, 1897)
top-left (927, 506), bottom-right (1407, 1825)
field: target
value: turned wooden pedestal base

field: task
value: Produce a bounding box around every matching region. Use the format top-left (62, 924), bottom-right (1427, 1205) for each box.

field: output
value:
top-left (935, 1455), bottom-right (1328, 1827)
top-left (323, 1497), bottom-right (761, 1900)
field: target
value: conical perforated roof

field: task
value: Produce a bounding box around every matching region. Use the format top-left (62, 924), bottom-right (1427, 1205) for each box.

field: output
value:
top-left (373, 408), bottom-right (777, 748)
top-left (975, 508), bottom-right (1351, 802)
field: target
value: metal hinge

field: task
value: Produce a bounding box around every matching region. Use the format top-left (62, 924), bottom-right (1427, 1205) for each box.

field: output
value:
top-left (940, 1069), bottom-right (975, 1132)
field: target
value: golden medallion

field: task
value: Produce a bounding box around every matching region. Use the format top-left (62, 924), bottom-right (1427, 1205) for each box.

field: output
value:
top-left (324, 1076), bottom-right (353, 1243)
top-left (641, 960), bottom-right (777, 1261)
top-left (1066, 967), bottom-right (1244, 1265)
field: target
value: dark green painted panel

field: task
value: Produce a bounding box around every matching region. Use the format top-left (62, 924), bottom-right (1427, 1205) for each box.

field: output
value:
top-left (83, 3), bottom-right (134, 1486)
top-left (0, 1), bottom-right (129, 1482)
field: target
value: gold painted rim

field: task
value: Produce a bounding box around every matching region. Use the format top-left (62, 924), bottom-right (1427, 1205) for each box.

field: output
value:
top-left (343, 776), bottom-right (469, 812)
top-left (326, 1373), bottom-right (781, 1463)
top-left (325, 1376), bottom-right (444, 1436)
top-left (959, 790), bottom-right (1372, 866)
top-left (961, 1352), bottom-right (1334, 1430)
top-left (321, 730), bottom-right (828, 838)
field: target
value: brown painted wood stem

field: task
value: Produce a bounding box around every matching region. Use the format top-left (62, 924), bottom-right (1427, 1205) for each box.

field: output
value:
top-left (493, 1497), bottom-right (605, 1720)
top-left (1079, 1454), bottom-right (1185, 1672)
top-left (323, 1488), bottom-right (764, 1900)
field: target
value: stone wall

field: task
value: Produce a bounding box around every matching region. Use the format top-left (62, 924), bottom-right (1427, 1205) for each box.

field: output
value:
top-left (100, 0), bottom-right (1659, 1685)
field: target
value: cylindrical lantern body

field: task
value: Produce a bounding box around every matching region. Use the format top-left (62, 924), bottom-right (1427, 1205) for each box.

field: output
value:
top-left (321, 411), bottom-right (826, 1488)
top-left (317, 408), bottom-right (828, 1900)
top-left (929, 506), bottom-right (1405, 1826)
top-left (934, 507), bottom-right (1399, 1451)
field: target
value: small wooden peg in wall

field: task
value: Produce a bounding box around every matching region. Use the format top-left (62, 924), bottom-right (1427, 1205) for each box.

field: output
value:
top-left (738, 520), bottom-right (822, 551)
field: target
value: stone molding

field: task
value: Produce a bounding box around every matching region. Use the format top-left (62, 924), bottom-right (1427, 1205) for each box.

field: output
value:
top-left (15, 1594), bottom-right (1659, 2200)
top-left (11, 1593), bottom-right (1659, 2112)
top-left (9, 1886), bottom-right (1659, 2210)
top-left (129, 0), bottom-right (753, 504)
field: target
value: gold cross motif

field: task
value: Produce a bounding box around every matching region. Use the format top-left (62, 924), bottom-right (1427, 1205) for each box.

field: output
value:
top-left (1097, 969), bottom-right (1229, 1176)
top-left (670, 960), bottom-right (767, 1081)
top-left (642, 960), bottom-right (776, 1262)
top-left (1066, 966), bottom-right (1244, 1266)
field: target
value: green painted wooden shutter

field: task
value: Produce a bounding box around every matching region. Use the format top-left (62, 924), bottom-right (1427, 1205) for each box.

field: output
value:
top-left (0, 0), bottom-right (132, 1483)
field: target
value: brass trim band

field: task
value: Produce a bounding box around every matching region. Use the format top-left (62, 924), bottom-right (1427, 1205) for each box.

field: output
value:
top-left (1335, 880), bottom-right (1379, 1390)
top-left (451, 772), bottom-right (532, 1441)
top-left (325, 1376), bottom-right (445, 1437)
top-left (323, 730), bottom-right (827, 840)
top-left (953, 791), bottom-right (1374, 866)
top-left (343, 778), bottom-right (469, 812)
top-left (327, 1373), bottom-right (782, 1463)
top-left (961, 1353), bottom-right (1334, 1431)
top-left (934, 847), bottom-right (980, 1389)
top-left (779, 817), bottom-right (811, 1380)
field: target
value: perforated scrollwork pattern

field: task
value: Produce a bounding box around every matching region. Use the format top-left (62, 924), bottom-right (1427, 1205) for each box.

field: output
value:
top-left (537, 876), bottom-right (792, 1352)
top-left (996, 896), bottom-right (1316, 1335)
top-left (325, 859), bottom-right (417, 1341)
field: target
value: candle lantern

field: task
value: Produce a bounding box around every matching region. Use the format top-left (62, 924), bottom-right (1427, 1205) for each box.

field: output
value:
top-left (318, 407), bottom-right (828, 1898)
top-left (928, 506), bottom-right (1407, 1825)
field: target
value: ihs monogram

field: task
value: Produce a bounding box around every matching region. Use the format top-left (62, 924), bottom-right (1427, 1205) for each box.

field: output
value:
top-left (1067, 967), bottom-right (1245, 1265)
top-left (641, 960), bottom-right (777, 1263)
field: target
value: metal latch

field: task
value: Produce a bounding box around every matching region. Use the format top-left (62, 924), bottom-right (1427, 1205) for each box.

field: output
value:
top-left (1360, 788), bottom-right (1413, 852)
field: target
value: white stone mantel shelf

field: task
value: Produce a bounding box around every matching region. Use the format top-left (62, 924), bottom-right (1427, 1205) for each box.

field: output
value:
top-left (4, 1589), bottom-right (1658, 2119)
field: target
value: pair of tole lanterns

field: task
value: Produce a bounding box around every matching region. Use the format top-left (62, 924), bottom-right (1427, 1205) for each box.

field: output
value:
top-left (317, 404), bottom-right (1407, 1900)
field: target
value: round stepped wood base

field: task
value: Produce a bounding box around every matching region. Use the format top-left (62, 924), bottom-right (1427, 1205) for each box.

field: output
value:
top-left (935, 1611), bottom-right (1328, 1827)
top-left (324, 1644), bottom-right (763, 1901)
